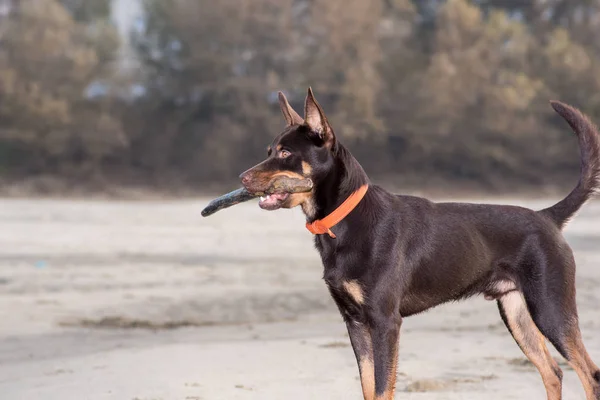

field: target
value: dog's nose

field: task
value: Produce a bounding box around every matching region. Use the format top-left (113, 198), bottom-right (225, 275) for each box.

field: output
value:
top-left (239, 172), bottom-right (251, 186)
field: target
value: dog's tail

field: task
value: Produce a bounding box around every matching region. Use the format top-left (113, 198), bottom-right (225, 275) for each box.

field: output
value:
top-left (539, 101), bottom-right (600, 228)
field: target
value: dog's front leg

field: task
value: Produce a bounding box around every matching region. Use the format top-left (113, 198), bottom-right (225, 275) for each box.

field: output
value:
top-left (346, 320), bottom-right (375, 400)
top-left (371, 310), bottom-right (402, 400)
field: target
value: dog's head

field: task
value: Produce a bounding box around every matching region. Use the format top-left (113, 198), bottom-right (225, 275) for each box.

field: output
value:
top-left (239, 88), bottom-right (336, 214)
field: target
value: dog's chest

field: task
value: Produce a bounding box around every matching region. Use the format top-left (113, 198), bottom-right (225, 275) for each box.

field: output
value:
top-left (325, 278), bottom-right (366, 321)
top-left (321, 257), bottom-right (367, 321)
top-left (314, 234), bottom-right (375, 318)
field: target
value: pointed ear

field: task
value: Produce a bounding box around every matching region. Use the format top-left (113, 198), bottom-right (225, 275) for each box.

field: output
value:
top-left (304, 87), bottom-right (335, 148)
top-left (278, 92), bottom-right (304, 126)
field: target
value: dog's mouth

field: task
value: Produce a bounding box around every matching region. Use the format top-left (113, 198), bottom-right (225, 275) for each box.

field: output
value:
top-left (258, 192), bottom-right (289, 210)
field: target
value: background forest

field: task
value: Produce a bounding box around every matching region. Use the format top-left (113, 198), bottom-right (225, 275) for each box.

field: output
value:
top-left (1, 0), bottom-right (600, 194)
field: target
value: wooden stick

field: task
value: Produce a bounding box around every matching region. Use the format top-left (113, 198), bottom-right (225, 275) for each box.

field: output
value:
top-left (201, 177), bottom-right (313, 217)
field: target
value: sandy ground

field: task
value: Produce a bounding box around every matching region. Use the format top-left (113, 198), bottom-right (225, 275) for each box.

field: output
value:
top-left (1, 196), bottom-right (599, 400)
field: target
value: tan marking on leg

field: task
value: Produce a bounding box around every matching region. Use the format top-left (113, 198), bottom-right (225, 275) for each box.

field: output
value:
top-left (301, 161), bottom-right (312, 176)
top-left (500, 292), bottom-right (562, 400)
top-left (360, 358), bottom-right (376, 400)
top-left (582, 350), bottom-right (600, 399)
top-left (564, 333), bottom-right (600, 400)
top-left (347, 321), bottom-right (375, 399)
top-left (377, 384), bottom-right (395, 398)
top-left (374, 325), bottom-right (400, 400)
top-left (343, 280), bottom-right (364, 304)
top-left (375, 377), bottom-right (396, 399)
top-left (378, 341), bottom-right (399, 400)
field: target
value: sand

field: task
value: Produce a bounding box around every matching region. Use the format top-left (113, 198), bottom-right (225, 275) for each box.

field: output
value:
top-left (0, 196), bottom-right (599, 399)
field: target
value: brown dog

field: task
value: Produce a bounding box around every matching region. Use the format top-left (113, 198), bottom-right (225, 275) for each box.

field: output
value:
top-left (239, 88), bottom-right (600, 399)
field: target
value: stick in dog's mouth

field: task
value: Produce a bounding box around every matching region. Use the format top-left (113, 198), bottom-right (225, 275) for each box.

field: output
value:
top-left (201, 177), bottom-right (313, 217)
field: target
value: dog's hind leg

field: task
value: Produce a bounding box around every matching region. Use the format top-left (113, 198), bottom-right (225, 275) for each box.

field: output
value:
top-left (526, 296), bottom-right (600, 400)
top-left (498, 291), bottom-right (563, 400)
top-left (521, 249), bottom-right (600, 399)
top-left (346, 321), bottom-right (375, 400)
top-left (560, 328), bottom-right (600, 400)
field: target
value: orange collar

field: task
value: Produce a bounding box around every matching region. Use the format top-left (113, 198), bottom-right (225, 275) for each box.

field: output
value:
top-left (306, 184), bottom-right (368, 238)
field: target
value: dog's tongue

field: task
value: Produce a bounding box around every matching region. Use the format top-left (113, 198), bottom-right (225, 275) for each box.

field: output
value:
top-left (258, 193), bottom-right (288, 209)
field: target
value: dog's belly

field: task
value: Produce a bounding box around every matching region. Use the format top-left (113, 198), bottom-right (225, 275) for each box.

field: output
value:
top-left (397, 244), bottom-right (500, 317)
top-left (397, 238), bottom-right (520, 316)
top-left (399, 292), bottom-right (443, 317)
top-left (398, 277), bottom-right (517, 317)
top-left (394, 211), bottom-right (524, 316)
top-left (399, 280), bottom-right (484, 317)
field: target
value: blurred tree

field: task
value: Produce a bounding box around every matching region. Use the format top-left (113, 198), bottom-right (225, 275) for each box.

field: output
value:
top-left (132, 0), bottom-right (296, 182)
top-left (1, 0), bottom-right (599, 192)
top-left (402, 0), bottom-right (562, 183)
top-left (60, 0), bottom-right (111, 22)
top-left (100, 0), bottom-right (600, 187)
top-left (289, 0), bottom-right (386, 139)
top-left (0, 0), bottom-right (123, 177)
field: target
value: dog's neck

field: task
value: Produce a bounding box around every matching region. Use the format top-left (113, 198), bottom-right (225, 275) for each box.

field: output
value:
top-left (305, 144), bottom-right (369, 222)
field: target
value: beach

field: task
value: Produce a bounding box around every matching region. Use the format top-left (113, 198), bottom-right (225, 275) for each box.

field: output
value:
top-left (1, 196), bottom-right (599, 399)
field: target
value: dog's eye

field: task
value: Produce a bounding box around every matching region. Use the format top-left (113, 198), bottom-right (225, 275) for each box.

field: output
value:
top-left (279, 150), bottom-right (291, 158)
